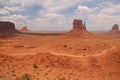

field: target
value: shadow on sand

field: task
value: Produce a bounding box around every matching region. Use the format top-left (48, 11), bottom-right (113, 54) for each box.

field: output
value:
top-left (21, 32), bottom-right (64, 36)
top-left (0, 33), bottom-right (19, 38)
top-left (0, 32), bottom-right (64, 38)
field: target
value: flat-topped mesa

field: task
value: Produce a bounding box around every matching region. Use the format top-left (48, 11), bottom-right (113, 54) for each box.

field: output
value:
top-left (73, 19), bottom-right (86, 30)
top-left (110, 24), bottom-right (119, 33)
top-left (0, 21), bottom-right (20, 33)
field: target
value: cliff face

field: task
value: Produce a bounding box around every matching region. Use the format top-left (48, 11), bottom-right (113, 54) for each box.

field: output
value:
top-left (0, 21), bottom-right (20, 33)
top-left (73, 19), bottom-right (86, 30)
top-left (65, 19), bottom-right (94, 37)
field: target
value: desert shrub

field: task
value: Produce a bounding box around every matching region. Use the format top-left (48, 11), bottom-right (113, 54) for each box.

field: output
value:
top-left (11, 69), bottom-right (15, 73)
top-left (0, 74), bottom-right (2, 78)
top-left (12, 74), bottom-right (16, 76)
top-left (33, 64), bottom-right (38, 69)
top-left (15, 77), bottom-right (21, 80)
top-left (64, 45), bottom-right (67, 47)
top-left (21, 73), bottom-right (32, 80)
top-left (45, 73), bottom-right (48, 76)
top-left (46, 65), bottom-right (49, 68)
top-left (48, 69), bottom-right (52, 72)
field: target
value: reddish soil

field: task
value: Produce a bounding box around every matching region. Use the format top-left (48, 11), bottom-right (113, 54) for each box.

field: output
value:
top-left (0, 32), bottom-right (120, 80)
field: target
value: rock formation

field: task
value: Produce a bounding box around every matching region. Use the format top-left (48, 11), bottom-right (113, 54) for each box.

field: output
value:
top-left (73, 19), bottom-right (86, 30)
top-left (20, 26), bottom-right (29, 32)
top-left (110, 24), bottom-right (119, 33)
top-left (66, 19), bottom-right (93, 37)
top-left (0, 21), bottom-right (20, 33)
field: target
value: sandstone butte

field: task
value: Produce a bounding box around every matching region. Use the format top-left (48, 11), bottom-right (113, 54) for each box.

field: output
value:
top-left (0, 21), bottom-right (20, 33)
top-left (66, 19), bottom-right (93, 36)
top-left (20, 26), bottom-right (29, 32)
top-left (110, 24), bottom-right (120, 33)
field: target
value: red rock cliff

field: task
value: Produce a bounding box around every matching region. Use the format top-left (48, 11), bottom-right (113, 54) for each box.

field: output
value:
top-left (0, 21), bottom-right (20, 33)
top-left (73, 19), bottom-right (86, 30)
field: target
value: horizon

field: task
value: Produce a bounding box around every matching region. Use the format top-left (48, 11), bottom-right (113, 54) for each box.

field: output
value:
top-left (0, 0), bottom-right (120, 31)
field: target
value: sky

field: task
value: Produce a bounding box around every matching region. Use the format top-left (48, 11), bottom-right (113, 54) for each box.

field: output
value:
top-left (0, 0), bottom-right (120, 31)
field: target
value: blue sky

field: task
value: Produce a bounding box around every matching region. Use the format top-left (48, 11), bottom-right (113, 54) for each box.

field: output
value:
top-left (0, 0), bottom-right (120, 31)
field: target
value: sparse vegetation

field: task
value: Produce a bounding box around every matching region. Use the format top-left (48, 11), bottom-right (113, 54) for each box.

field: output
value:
top-left (64, 45), bottom-right (67, 47)
top-left (21, 73), bottom-right (32, 80)
top-left (33, 64), bottom-right (38, 69)
top-left (0, 74), bottom-right (2, 78)
top-left (12, 74), bottom-right (16, 77)
top-left (0, 27), bottom-right (120, 80)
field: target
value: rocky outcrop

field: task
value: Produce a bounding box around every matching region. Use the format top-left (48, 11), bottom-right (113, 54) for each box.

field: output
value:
top-left (0, 21), bottom-right (20, 33)
top-left (112, 24), bottom-right (119, 30)
top-left (110, 24), bottom-right (119, 33)
top-left (73, 19), bottom-right (86, 30)
top-left (66, 19), bottom-right (94, 37)
top-left (20, 26), bottom-right (29, 32)
top-left (71, 19), bottom-right (87, 33)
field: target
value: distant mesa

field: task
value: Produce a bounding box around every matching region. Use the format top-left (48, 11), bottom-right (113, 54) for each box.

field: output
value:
top-left (110, 24), bottom-right (120, 33)
top-left (0, 21), bottom-right (20, 33)
top-left (20, 26), bottom-right (29, 32)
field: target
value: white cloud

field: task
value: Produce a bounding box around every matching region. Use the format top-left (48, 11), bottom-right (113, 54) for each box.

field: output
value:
top-left (0, 0), bottom-right (9, 6)
top-left (45, 13), bottom-right (65, 18)
top-left (0, 0), bottom-right (120, 31)
top-left (102, 5), bottom-right (120, 15)
top-left (4, 6), bottom-right (25, 12)
top-left (72, 1), bottom-right (120, 31)
top-left (87, 14), bottom-right (120, 31)
top-left (0, 6), bottom-right (25, 15)
top-left (29, 13), bottom-right (69, 31)
top-left (43, 0), bottom-right (83, 13)
top-left (0, 15), bottom-right (30, 29)
top-left (75, 5), bottom-right (92, 14)
top-left (1, 15), bottom-right (28, 21)
top-left (0, 8), bottom-right (9, 15)
top-left (0, 0), bottom-right (46, 8)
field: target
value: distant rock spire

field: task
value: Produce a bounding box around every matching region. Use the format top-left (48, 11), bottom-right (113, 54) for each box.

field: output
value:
top-left (112, 24), bottom-right (119, 31)
top-left (110, 24), bottom-right (119, 33)
top-left (20, 26), bottom-right (29, 31)
top-left (84, 21), bottom-right (86, 29)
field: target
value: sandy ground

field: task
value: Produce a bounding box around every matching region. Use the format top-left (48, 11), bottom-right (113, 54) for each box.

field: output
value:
top-left (0, 32), bottom-right (120, 80)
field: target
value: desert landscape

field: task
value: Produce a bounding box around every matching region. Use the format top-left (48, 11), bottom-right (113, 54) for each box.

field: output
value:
top-left (0, 19), bottom-right (120, 80)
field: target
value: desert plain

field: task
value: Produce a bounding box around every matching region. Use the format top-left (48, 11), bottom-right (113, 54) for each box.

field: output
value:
top-left (0, 20), bottom-right (120, 80)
